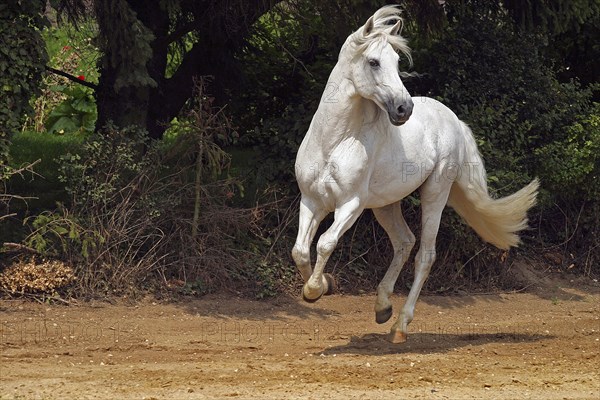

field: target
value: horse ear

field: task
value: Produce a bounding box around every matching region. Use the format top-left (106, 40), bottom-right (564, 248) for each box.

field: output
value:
top-left (363, 16), bottom-right (374, 36)
top-left (389, 20), bottom-right (402, 36)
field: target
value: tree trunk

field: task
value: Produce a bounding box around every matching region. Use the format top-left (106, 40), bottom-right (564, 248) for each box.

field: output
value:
top-left (94, 0), bottom-right (274, 140)
top-left (95, 64), bottom-right (150, 131)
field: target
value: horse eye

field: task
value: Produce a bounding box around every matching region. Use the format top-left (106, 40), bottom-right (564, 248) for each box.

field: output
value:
top-left (368, 59), bottom-right (380, 68)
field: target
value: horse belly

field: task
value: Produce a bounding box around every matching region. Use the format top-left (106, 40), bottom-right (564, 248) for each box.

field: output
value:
top-left (366, 168), bottom-right (428, 209)
top-left (365, 131), bottom-right (437, 209)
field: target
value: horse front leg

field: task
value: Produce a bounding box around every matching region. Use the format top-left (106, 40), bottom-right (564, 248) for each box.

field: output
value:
top-left (303, 198), bottom-right (364, 302)
top-left (292, 198), bottom-right (327, 283)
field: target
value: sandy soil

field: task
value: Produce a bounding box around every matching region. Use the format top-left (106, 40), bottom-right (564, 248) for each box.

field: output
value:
top-left (1, 279), bottom-right (599, 399)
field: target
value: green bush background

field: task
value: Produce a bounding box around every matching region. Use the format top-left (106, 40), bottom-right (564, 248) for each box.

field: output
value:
top-left (1, 1), bottom-right (598, 298)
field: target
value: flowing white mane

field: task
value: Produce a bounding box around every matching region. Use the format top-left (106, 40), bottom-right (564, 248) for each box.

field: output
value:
top-left (347, 6), bottom-right (412, 65)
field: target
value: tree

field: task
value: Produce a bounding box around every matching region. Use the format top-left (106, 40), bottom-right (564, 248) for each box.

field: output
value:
top-left (53, 0), bottom-right (276, 139)
top-left (503, 0), bottom-right (600, 34)
top-left (88, 0), bottom-right (276, 140)
top-left (503, 0), bottom-right (600, 89)
top-left (56, 0), bottom-right (449, 141)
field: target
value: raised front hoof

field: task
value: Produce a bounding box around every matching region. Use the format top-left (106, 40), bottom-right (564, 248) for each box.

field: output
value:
top-left (387, 329), bottom-right (407, 344)
top-left (323, 273), bottom-right (336, 295)
top-left (375, 306), bottom-right (393, 324)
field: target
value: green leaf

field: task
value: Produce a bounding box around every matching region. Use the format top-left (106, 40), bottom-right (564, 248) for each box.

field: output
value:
top-left (72, 96), bottom-right (96, 113)
top-left (46, 116), bottom-right (79, 135)
top-left (54, 226), bottom-right (69, 235)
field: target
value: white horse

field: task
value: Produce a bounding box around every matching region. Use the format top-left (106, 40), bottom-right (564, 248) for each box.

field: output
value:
top-left (292, 6), bottom-right (539, 343)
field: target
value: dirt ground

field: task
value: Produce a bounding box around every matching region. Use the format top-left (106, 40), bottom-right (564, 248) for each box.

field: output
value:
top-left (1, 276), bottom-right (599, 400)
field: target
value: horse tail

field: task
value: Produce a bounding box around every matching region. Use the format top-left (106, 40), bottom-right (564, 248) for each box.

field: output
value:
top-left (447, 122), bottom-right (539, 250)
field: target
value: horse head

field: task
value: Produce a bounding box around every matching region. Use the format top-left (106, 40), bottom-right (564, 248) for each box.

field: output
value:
top-left (342, 6), bottom-right (414, 126)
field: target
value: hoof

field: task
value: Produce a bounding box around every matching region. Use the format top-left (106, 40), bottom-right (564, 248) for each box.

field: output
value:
top-left (302, 284), bottom-right (323, 303)
top-left (323, 273), bottom-right (336, 295)
top-left (375, 306), bottom-right (393, 324)
top-left (387, 329), bottom-right (407, 344)
top-left (302, 291), bottom-right (322, 303)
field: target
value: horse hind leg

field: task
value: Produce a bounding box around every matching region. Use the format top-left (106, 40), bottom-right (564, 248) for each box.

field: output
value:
top-left (372, 202), bottom-right (416, 324)
top-left (389, 180), bottom-right (450, 343)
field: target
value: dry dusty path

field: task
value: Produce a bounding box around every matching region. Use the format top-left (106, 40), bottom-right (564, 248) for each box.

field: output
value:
top-left (1, 281), bottom-right (599, 399)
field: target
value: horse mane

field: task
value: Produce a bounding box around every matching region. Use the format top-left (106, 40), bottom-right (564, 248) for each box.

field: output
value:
top-left (347, 6), bottom-right (412, 66)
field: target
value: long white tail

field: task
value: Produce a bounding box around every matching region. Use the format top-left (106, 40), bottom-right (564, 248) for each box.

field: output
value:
top-left (447, 122), bottom-right (539, 250)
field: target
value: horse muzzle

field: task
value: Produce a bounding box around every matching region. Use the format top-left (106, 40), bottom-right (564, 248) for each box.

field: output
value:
top-left (387, 98), bottom-right (414, 126)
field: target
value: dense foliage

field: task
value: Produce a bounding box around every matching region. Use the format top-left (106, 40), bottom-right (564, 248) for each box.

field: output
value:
top-left (20, 111), bottom-right (256, 297)
top-left (0, 0), bottom-right (48, 176)
top-left (414, 6), bottom-right (598, 278)
top-left (1, 0), bottom-right (598, 299)
top-left (233, 1), bottom-right (599, 287)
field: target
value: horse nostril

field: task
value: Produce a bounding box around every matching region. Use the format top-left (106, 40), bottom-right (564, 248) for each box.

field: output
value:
top-left (389, 100), bottom-right (414, 125)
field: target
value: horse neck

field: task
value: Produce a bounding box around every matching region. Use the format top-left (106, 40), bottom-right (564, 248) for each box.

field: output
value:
top-left (311, 66), bottom-right (380, 155)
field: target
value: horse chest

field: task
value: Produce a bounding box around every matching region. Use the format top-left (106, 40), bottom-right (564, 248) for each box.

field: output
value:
top-left (296, 138), bottom-right (370, 208)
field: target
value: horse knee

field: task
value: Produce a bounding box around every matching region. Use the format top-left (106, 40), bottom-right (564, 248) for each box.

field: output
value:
top-left (292, 244), bottom-right (309, 266)
top-left (316, 236), bottom-right (337, 256)
top-left (292, 244), bottom-right (313, 282)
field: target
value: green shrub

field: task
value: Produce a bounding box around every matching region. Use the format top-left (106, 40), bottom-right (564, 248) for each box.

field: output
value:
top-left (26, 102), bottom-right (258, 297)
top-left (533, 103), bottom-right (599, 274)
top-left (235, 5), bottom-right (599, 293)
top-left (0, 1), bottom-right (48, 172)
top-left (26, 23), bottom-right (99, 134)
top-left (535, 103), bottom-right (600, 199)
top-left (2, 131), bottom-right (83, 248)
top-left (424, 12), bottom-right (597, 274)
top-left (43, 84), bottom-right (96, 135)
top-left (235, 2), bottom-right (347, 185)
top-left (24, 205), bottom-right (101, 261)
top-left (7, 131), bottom-right (84, 212)
top-left (10, 130), bottom-right (84, 177)
top-left (59, 124), bottom-right (152, 209)
top-left (422, 11), bottom-right (591, 191)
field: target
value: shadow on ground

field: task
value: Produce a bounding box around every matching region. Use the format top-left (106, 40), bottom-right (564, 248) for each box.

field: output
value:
top-left (320, 330), bottom-right (553, 356)
top-left (174, 292), bottom-right (341, 321)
